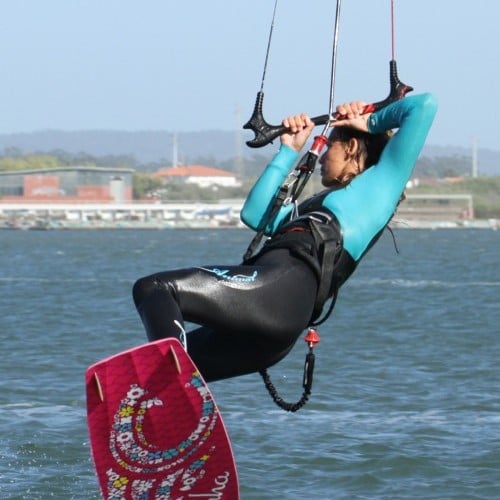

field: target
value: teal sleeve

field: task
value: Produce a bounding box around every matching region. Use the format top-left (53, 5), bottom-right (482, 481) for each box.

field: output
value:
top-left (322, 93), bottom-right (438, 260)
top-left (240, 145), bottom-right (298, 231)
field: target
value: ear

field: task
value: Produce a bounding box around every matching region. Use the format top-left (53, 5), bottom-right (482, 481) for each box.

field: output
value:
top-left (346, 138), bottom-right (359, 158)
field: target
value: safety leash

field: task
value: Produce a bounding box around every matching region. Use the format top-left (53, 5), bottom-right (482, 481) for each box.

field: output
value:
top-left (259, 328), bottom-right (320, 412)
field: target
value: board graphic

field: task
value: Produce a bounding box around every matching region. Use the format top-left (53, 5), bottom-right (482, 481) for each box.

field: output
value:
top-left (86, 338), bottom-right (239, 499)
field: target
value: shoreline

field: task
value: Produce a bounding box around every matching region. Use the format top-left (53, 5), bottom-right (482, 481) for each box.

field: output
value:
top-left (0, 200), bottom-right (498, 231)
top-left (390, 218), bottom-right (499, 230)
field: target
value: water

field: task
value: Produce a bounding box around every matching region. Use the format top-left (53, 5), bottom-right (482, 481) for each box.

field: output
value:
top-left (1, 228), bottom-right (499, 499)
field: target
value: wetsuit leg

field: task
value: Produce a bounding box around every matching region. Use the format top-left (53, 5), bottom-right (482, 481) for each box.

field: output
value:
top-left (132, 249), bottom-right (318, 381)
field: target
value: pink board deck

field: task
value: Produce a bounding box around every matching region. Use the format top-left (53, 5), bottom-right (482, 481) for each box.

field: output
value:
top-left (86, 338), bottom-right (239, 499)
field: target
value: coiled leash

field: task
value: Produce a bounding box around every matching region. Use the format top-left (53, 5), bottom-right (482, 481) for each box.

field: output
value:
top-left (259, 328), bottom-right (320, 412)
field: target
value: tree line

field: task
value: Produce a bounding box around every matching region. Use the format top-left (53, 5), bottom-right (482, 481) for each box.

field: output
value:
top-left (0, 147), bottom-right (482, 179)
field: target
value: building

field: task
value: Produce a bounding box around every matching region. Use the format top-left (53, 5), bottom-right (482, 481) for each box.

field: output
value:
top-left (0, 166), bottom-right (134, 203)
top-left (395, 194), bottom-right (474, 222)
top-left (153, 165), bottom-right (241, 188)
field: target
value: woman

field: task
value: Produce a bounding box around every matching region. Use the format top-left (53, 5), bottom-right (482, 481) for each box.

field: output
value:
top-left (133, 93), bottom-right (438, 382)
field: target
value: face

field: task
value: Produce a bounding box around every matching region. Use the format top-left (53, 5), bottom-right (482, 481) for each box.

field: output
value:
top-left (319, 139), bottom-right (354, 187)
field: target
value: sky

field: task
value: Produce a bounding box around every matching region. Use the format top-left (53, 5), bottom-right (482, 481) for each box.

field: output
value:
top-left (0, 0), bottom-right (499, 151)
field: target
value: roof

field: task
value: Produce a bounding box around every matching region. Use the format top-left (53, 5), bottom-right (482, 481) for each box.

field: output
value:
top-left (153, 165), bottom-right (236, 178)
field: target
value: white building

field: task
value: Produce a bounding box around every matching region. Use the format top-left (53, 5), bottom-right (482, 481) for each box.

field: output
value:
top-left (153, 165), bottom-right (241, 188)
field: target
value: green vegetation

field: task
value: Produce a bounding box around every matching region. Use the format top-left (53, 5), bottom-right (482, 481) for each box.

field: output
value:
top-left (133, 173), bottom-right (163, 200)
top-left (0, 149), bottom-right (137, 171)
top-left (0, 154), bottom-right (64, 171)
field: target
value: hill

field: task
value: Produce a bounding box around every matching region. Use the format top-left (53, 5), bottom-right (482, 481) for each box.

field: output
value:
top-left (0, 130), bottom-right (499, 175)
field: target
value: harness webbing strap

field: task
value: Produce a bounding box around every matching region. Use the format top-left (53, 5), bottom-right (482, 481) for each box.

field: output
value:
top-left (243, 182), bottom-right (289, 261)
top-left (308, 216), bottom-right (341, 324)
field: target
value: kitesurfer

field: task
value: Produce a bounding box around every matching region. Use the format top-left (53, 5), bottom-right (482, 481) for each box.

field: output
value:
top-left (133, 93), bottom-right (437, 382)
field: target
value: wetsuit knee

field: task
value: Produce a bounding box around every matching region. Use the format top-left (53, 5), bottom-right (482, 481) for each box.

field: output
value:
top-left (132, 275), bottom-right (176, 309)
top-left (132, 276), bottom-right (152, 308)
top-left (133, 275), bottom-right (184, 342)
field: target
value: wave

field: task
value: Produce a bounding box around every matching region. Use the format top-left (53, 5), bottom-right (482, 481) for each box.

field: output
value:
top-left (1, 275), bottom-right (498, 288)
top-left (351, 278), bottom-right (500, 288)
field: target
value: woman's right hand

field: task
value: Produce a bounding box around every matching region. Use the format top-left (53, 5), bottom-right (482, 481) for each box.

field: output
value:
top-left (334, 101), bottom-right (371, 132)
top-left (280, 113), bottom-right (315, 152)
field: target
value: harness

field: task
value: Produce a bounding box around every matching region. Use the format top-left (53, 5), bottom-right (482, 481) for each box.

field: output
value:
top-left (249, 208), bottom-right (356, 324)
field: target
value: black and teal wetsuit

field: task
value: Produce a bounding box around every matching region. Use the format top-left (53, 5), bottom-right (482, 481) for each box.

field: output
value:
top-left (133, 93), bottom-right (437, 382)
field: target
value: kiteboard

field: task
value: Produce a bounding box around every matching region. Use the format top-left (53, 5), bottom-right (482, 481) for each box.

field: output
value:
top-left (86, 338), bottom-right (239, 499)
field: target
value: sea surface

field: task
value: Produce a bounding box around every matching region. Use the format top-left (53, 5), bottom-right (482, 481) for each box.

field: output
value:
top-left (0, 228), bottom-right (499, 499)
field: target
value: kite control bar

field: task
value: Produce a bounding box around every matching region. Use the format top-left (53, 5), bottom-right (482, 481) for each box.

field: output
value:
top-left (244, 60), bottom-right (413, 148)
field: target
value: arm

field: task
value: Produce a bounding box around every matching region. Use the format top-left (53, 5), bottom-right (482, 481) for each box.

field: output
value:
top-left (240, 145), bottom-right (298, 231)
top-left (323, 93), bottom-right (438, 260)
top-left (367, 92), bottom-right (438, 187)
top-left (241, 113), bottom-right (315, 231)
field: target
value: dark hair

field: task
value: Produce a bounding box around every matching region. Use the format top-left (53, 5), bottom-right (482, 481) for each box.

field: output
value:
top-left (329, 127), bottom-right (392, 169)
